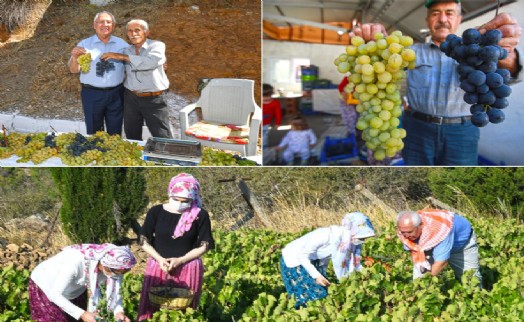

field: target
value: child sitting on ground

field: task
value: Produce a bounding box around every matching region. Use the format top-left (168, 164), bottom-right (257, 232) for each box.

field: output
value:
top-left (262, 84), bottom-right (282, 148)
top-left (275, 116), bottom-right (317, 165)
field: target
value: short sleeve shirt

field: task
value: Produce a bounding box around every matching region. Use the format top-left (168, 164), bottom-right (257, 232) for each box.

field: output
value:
top-left (432, 214), bottom-right (472, 261)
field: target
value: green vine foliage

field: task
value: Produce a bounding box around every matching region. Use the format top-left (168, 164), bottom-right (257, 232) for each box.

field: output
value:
top-left (2, 218), bottom-right (523, 321)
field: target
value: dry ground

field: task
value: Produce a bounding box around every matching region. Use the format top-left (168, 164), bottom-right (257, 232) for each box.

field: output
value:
top-left (0, 0), bottom-right (261, 121)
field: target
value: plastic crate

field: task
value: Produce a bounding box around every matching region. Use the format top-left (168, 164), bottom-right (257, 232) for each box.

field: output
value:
top-left (313, 79), bottom-right (332, 89)
top-left (301, 81), bottom-right (315, 91)
top-left (320, 135), bottom-right (358, 163)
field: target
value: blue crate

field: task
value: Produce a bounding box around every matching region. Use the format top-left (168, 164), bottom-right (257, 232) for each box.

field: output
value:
top-left (320, 135), bottom-right (358, 163)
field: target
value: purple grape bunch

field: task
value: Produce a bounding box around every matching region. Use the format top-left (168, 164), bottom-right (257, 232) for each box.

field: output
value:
top-left (440, 28), bottom-right (511, 127)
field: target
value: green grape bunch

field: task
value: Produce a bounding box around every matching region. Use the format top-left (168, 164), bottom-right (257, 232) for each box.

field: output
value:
top-left (334, 31), bottom-right (416, 161)
top-left (77, 52), bottom-right (92, 73)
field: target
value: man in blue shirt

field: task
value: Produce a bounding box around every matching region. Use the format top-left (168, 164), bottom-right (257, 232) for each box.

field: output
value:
top-left (397, 210), bottom-right (481, 284)
top-left (352, 0), bottom-right (523, 165)
top-left (68, 11), bottom-right (128, 135)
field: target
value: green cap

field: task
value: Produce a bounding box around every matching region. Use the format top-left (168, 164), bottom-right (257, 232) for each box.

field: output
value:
top-left (425, 0), bottom-right (461, 8)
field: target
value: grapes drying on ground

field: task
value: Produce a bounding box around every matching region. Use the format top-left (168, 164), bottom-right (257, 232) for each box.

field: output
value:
top-left (77, 53), bottom-right (92, 73)
top-left (96, 60), bottom-right (116, 77)
top-left (440, 28), bottom-right (511, 127)
top-left (334, 31), bottom-right (414, 161)
top-left (200, 148), bottom-right (258, 166)
top-left (0, 132), bottom-right (148, 166)
top-left (0, 132), bottom-right (258, 166)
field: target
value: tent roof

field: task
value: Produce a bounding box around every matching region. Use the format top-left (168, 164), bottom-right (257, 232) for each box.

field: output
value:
top-left (263, 0), bottom-right (516, 44)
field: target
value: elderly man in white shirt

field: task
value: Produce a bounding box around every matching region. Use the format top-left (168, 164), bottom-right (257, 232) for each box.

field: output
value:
top-left (29, 243), bottom-right (136, 322)
top-left (280, 212), bottom-right (375, 308)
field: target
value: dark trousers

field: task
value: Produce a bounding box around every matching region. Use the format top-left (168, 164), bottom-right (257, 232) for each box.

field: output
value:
top-left (402, 112), bottom-right (479, 165)
top-left (80, 85), bottom-right (124, 135)
top-left (123, 89), bottom-right (172, 141)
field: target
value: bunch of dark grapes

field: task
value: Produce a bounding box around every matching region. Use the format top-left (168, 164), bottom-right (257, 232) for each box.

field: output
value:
top-left (95, 60), bottom-right (116, 77)
top-left (67, 133), bottom-right (107, 157)
top-left (44, 132), bottom-right (57, 148)
top-left (440, 28), bottom-right (511, 127)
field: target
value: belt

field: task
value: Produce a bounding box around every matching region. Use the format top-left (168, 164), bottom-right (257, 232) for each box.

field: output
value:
top-left (408, 110), bottom-right (471, 125)
top-left (130, 90), bottom-right (165, 97)
top-left (81, 84), bottom-right (122, 91)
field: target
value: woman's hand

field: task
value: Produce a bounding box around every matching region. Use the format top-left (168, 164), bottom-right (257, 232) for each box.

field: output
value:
top-left (114, 311), bottom-right (131, 322)
top-left (158, 257), bottom-right (171, 273)
top-left (165, 257), bottom-right (186, 271)
top-left (80, 311), bottom-right (98, 322)
top-left (315, 276), bottom-right (331, 287)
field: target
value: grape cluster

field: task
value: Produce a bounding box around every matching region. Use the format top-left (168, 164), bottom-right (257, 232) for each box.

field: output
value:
top-left (67, 133), bottom-right (107, 157)
top-left (440, 29), bottom-right (511, 127)
top-left (200, 148), bottom-right (258, 166)
top-left (96, 60), bottom-right (115, 77)
top-left (334, 31), bottom-right (414, 160)
top-left (44, 132), bottom-right (56, 148)
top-left (77, 53), bottom-right (92, 73)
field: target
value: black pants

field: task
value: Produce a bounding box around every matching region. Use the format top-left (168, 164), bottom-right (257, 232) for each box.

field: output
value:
top-left (81, 85), bottom-right (124, 135)
top-left (123, 88), bottom-right (173, 141)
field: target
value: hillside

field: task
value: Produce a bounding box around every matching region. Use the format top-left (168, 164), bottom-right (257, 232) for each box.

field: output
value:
top-left (0, 0), bottom-right (261, 121)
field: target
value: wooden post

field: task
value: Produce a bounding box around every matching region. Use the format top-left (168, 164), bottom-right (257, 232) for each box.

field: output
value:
top-left (40, 202), bottom-right (62, 248)
top-left (237, 178), bottom-right (273, 228)
top-left (218, 177), bottom-right (272, 229)
top-left (425, 196), bottom-right (462, 214)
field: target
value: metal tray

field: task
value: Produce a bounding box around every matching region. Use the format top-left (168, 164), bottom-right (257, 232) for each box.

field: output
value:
top-left (143, 137), bottom-right (202, 165)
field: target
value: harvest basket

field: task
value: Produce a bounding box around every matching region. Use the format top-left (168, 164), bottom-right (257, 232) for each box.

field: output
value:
top-left (148, 286), bottom-right (194, 309)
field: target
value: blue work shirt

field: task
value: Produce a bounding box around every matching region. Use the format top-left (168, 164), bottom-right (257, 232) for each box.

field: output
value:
top-left (77, 34), bottom-right (128, 87)
top-left (432, 214), bottom-right (472, 261)
top-left (407, 41), bottom-right (468, 117)
top-left (407, 41), bottom-right (524, 117)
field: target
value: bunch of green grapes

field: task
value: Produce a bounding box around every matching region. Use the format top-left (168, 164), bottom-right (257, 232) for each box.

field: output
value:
top-left (58, 131), bottom-right (149, 166)
top-left (199, 148), bottom-right (259, 166)
top-left (334, 31), bottom-right (415, 160)
top-left (1, 131), bottom-right (150, 166)
top-left (0, 133), bottom-right (56, 164)
top-left (200, 148), bottom-right (238, 166)
top-left (77, 53), bottom-right (92, 73)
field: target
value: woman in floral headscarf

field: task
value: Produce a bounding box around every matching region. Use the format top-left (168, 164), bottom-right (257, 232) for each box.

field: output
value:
top-left (138, 173), bottom-right (215, 321)
top-left (280, 212), bottom-right (375, 308)
top-left (29, 243), bottom-right (136, 322)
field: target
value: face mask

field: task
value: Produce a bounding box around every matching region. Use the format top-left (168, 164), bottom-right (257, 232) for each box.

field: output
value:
top-left (352, 238), bottom-right (365, 246)
top-left (169, 198), bottom-right (191, 212)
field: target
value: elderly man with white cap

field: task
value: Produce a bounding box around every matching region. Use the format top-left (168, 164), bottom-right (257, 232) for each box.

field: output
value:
top-left (280, 212), bottom-right (375, 308)
top-left (29, 243), bottom-right (136, 322)
top-left (396, 209), bottom-right (481, 284)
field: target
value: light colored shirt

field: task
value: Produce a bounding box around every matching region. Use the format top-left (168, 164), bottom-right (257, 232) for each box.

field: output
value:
top-left (77, 34), bottom-right (128, 87)
top-left (123, 39), bottom-right (169, 92)
top-left (279, 129), bottom-right (317, 158)
top-left (407, 41), bottom-right (523, 117)
top-left (31, 248), bottom-right (124, 320)
top-left (282, 226), bottom-right (355, 279)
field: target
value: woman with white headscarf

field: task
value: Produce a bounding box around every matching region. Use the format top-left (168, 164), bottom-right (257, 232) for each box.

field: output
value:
top-left (138, 173), bottom-right (215, 321)
top-left (280, 212), bottom-right (375, 308)
top-left (29, 243), bottom-right (136, 322)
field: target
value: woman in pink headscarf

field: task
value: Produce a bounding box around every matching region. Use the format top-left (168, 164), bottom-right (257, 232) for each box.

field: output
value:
top-left (29, 243), bottom-right (136, 322)
top-left (138, 173), bottom-right (215, 320)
